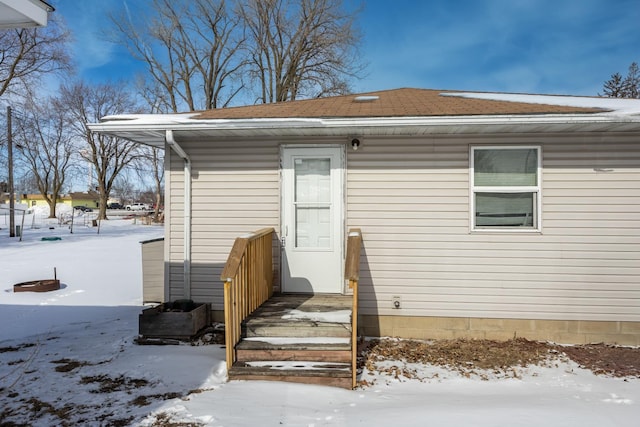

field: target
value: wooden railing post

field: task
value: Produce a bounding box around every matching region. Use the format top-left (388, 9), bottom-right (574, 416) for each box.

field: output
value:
top-left (223, 279), bottom-right (233, 371)
top-left (345, 228), bottom-right (362, 389)
top-left (221, 228), bottom-right (275, 373)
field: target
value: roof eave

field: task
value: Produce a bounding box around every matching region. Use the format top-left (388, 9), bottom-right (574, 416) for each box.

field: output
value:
top-left (0, 0), bottom-right (52, 29)
top-left (87, 113), bottom-right (640, 147)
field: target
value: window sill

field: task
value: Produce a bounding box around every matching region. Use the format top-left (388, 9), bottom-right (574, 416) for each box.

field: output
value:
top-left (471, 228), bottom-right (542, 234)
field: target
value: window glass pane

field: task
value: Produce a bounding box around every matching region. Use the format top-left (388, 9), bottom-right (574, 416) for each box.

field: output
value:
top-left (294, 157), bottom-right (331, 248)
top-left (295, 158), bottom-right (330, 203)
top-left (474, 149), bottom-right (537, 186)
top-left (475, 192), bottom-right (534, 227)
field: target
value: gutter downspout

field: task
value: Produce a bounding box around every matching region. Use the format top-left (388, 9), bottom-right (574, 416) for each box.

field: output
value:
top-left (165, 130), bottom-right (191, 299)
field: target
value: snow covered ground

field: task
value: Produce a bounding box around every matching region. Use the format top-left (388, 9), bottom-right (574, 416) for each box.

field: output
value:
top-left (1, 216), bottom-right (639, 426)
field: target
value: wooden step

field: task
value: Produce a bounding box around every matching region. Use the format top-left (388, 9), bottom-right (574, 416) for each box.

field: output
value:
top-left (243, 319), bottom-right (351, 338)
top-left (258, 294), bottom-right (353, 311)
top-left (236, 338), bottom-right (351, 363)
top-left (242, 293), bottom-right (353, 338)
top-left (231, 294), bottom-right (355, 389)
top-left (229, 361), bottom-right (352, 389)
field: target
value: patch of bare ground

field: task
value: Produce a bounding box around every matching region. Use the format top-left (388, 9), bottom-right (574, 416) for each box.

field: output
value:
top-left (359, 338), bottom-right (640, 385)
top-left (1, 397), bottom-right (77, 426)
top-left (147, 412), bottom-right (205, 426)
top-left (51, 358), bottom-right (91, 372)
top-left (0, 343), bottom-right (35, 353)
top-left (131, 392), bottom-right (182, 407)
top-left (1, 389), bottom-right (135, 426)
top-left (131, 387), bottom-right (213, 408)
top-left (558, 343), bottom-right (640, 378)
top-left (80, 374), bottom-right (149, 393)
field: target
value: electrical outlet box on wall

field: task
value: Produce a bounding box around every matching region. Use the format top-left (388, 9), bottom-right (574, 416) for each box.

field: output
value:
top-left (392, 295), bottom-right (401, 309)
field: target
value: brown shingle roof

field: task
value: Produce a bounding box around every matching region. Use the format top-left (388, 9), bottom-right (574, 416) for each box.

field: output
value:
top-left (195, 88), bottom-right (604, 120)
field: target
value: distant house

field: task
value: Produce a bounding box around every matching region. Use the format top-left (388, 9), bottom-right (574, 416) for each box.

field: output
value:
top-left (19, 192), bottom-right (98, 211)
top-left (21, 193), bottom-right (71, 209)
top-left (89, 88), bottom-right (640, 345)
top-left (69, 191), bottom-right (99, 210)
top-left (0, 182), bottom-right (9, 205)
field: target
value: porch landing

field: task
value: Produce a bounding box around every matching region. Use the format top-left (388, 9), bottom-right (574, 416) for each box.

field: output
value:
top-left (228, 293), bottom-right (354, 388)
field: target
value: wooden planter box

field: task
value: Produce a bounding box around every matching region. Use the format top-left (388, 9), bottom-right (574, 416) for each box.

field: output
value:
top-left (139, 302), bottom-right (209, 339)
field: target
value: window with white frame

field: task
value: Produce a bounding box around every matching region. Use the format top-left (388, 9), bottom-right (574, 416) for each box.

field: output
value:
top-left (471, 146), bottom-right (541, 231)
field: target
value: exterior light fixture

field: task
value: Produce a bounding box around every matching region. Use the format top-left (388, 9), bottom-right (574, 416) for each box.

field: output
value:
top-left (351, 138), bottom-right (361, 151)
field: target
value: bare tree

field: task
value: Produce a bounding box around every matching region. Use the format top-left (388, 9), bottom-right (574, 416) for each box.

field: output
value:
top-left (109, 0), bottom-right (245, 112)
top-left (148, 147), bottom-right (164, 220)
top-left (111, 174), bottom-right (137, 206)
top-left (12, 94), bottom-right (75, 218)
top-left (238, 0), bottom-right (364, 103)
top-left (601, 72), bottom-right (625, 98)
top-left (602, 62), bottom-right (640, 99)
top-left (110, 0), bottom-right (243, 225)
top-left (623, 62), bottom-right (640, 98)
top-left (0, 14), bottom-right (72, 98)
top-left (60, 81), bottom-right (142, 220)
top-left (132, 145), bottom-right (164, 220)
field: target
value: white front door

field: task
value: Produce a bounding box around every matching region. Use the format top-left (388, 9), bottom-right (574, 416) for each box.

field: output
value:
top-left (281, 146), bottom-right (344, 293)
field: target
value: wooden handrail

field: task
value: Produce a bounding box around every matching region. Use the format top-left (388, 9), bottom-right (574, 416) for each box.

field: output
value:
top-left (221, 227), bottom-right (274, 372)
top-left (345, 228), bottom-right (362, 282)
top-left (345, 228), bottom-right (362, 389)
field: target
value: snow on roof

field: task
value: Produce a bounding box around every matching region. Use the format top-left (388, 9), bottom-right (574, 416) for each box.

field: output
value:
top-left (88, 89), bottom-right (640, 146)
top-left (96, 90), bottom-right (640, 127)
top-left (444, 92), bottom-right (640, 116)
top-left (99, 113), bottom-right (201, 124)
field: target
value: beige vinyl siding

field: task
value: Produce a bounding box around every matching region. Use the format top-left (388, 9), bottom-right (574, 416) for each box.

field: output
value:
top-left (165, 132), bottom-right (639, 323)
top-left (141, 238), bottom-right (165, 303)
top-left (167, 138), bottom-right (280, 308)
top-left (347, 134), bottom-right (640, 322)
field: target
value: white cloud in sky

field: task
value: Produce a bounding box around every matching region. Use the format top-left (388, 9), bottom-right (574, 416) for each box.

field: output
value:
top-left (357, 0), bottom-right (640, 96)
top-left (49, 0), bottom-right (640, 97)
top-left (54, 1), bottom-right (121, 75)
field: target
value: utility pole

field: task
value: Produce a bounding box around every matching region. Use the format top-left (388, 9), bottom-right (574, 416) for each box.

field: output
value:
top-left (7, 106), bottom-right (15, 238)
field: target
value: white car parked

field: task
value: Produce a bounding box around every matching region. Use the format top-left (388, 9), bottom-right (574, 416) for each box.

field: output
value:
top-left (125, 203), bottom-right (149, 211)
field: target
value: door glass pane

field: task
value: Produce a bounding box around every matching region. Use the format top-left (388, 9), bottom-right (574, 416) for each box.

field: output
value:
top-left (475, 192), bottom-right (534, 227)
top-left (295, 158), bottom-right (330, 203)
top-left (294, 158), bottom-right (331, 248)
top-left (474, 149), bottom-right (537, 186)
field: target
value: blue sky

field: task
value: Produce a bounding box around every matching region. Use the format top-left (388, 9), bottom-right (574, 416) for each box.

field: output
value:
top-left (51, 0), bottom-right (640, 103)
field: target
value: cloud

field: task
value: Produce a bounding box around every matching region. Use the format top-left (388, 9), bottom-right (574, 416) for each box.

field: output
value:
top-left (49, 0), bottom-right (640, 97)
top-left (357, 0), bottom-right (640, 95)
top-left (54, 1), bottom-right (120, 72)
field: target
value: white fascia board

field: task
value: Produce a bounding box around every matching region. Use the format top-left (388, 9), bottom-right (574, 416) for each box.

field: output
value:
top-left (94, 115), bottom-right (324, 129)
top-left (89, 112), bottom-right (640, 136)
top-left (89, 114), bottom-right (640, 132)
top-left (98, 113), bottom-right (200, 123)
